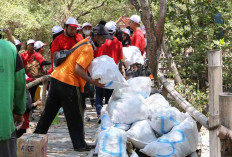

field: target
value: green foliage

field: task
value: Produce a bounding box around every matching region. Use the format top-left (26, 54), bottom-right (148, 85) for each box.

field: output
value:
top-left (150, 0), bottom-right (231, 114)
top-left (0, 0), bottom-right (135, 59)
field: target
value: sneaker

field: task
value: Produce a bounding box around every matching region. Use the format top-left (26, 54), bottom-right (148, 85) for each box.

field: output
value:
top-left (74, 144), bottom-right (95, 152)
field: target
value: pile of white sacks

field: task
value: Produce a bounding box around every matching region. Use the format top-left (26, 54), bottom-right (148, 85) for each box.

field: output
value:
top-left (89, 55), bottom-right (199, 157)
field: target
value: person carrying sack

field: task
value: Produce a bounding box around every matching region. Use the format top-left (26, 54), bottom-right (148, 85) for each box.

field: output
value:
top-left (34, 24), bottom-right (112, 152)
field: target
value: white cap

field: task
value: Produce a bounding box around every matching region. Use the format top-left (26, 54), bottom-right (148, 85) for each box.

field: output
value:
top-left (130, 15), bottom-right (141, 24)
top-left (14, 39), bottom-right (23, 45)
top-left (105, 21), bottom-right (117, 34)
top-left (34, 41), bottom-right (47, 50)
top-left (52, 25), bottom-right (63, 34)
top-left (82, 22), bottom-right (92, 28)
top-left (122, 28), bottom-right (130, 36)
top-left (65, 17), bottom-right (78, 27)
top-left (140, 25), bottom-right (146, 34)
top-left (27, 39), bottom-right (35, 45)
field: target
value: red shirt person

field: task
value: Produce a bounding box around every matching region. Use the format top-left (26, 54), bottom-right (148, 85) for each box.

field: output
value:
top-left (20, 39), bottom-right (45, 82)
top-left (94, 21), bottom-right (123, 64)
top-left (128, 15), bottom-right (145, 55)
top-left (51, 17), bottom-right (83, 70)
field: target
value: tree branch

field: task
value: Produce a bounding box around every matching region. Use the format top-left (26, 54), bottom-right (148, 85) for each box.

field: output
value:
top-left (76, 1), bottom-right (105, 20)
top-left (68, 0), bottom-right (75, 11)
top-left (155, 0), bottom-right (167, 45)
top-left (129, 0), bottom-right (141, 13)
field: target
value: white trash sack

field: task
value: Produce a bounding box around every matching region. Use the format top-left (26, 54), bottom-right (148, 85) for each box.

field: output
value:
top-left (98, 127), bottom-right (128, 157)
top-left (107, 94), bottom-right (148, 124)
top-left (149, 106), bottom-right (186, 136)
top-left (88, 55), bottom-right (128, 89)
top-left (127, 120), bottom-right (157, 149)
top-left (122, 46), bottom-right (144, 69)
top-left (111, 77), bottom-right (152, 99)
top-left (145, 93), bottom-right (170, 116)
top-left (141, 115), bottom-right (199, 157)
top-left (101, 113), bottom-right (131, 131)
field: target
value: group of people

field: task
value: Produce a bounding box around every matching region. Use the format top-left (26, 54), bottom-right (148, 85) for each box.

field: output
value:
top-left (0, 14), bottom-right (146, 155)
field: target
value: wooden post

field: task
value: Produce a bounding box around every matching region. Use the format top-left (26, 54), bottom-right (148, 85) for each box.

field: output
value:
top-left (42, 80), bottom-right (48, 107)
top-left (208, 50), bottom-right (222, 157)
top-left (219, 93), bottom-right (232, 156)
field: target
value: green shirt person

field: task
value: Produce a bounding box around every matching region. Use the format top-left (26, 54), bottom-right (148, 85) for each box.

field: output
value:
top-left (0, 39), bottom-right (26, 156)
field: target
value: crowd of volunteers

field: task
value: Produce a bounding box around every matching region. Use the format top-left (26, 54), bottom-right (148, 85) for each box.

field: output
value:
top-left (0, 14), bottom-right (151, 155)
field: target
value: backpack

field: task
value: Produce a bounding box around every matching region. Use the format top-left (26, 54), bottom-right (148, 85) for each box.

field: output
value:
top-left (25, 54), bottom-right (45, 78)
top-left (53, 41), bottom-right (90, 67)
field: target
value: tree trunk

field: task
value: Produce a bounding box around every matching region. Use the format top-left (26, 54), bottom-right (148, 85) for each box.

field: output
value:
top-left (130, 0), bottom-right (167, 80)
top-left (161, 39), bottom-right (183, 85)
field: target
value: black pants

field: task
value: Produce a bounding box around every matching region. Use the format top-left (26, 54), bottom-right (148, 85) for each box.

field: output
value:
top-left (16, 129), bottom-right (26, 138)
top-left (34, 78), bottom-right (85, 149)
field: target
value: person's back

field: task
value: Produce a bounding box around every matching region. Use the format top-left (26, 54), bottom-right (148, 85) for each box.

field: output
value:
top-left (94, 37), bottom-right (123, 64)
top-left (0, 39), bottom-right (26, 156)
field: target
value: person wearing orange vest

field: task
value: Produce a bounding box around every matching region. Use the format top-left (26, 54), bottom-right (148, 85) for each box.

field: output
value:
top-left (34, 24), bottom-right (112, 152)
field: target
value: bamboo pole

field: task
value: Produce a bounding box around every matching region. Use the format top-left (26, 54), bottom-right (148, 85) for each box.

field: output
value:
top-left (158, 72), bottom-right (209, 128)
top-left (219, 93), bottom-right (232, 156)
top-left (26, 75), bottom-right (50, 90)
top-left (42, 80), bottom-right (48, 106)
top-left (208, 50), bottom-right (222, 157)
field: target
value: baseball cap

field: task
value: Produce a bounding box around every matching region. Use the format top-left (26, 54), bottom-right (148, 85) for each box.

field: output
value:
top-left (105, 21), bottom-right (117, 34)
top-left (129, 15), bottom-right (141, 24)
top-left (34, 41), bottom-right (47, 50)
top-left (14, 39), bottom-right (23, 46)
top-left (82, 22), bottom-right (92, 28)
top-left (65, 17), bottom-right (78, 27)
top-left (52, 25), bottom-right (63, 34)
top-left (93, 25), bottom-right (113, 40)
top-left (122, 28), bottom-right (130, 36)
top-left (27, 39), bottom-right (35, 45)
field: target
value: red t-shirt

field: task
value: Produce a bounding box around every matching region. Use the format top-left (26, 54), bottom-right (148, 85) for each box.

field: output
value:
top-left (50, 33), bottom-right (83, 70)
top-left (94, 37), bottom-right (123, 64)
top-left (20, 51), bottom-right (45, 82)
top-left (131, 29), bottom-right (145, 55)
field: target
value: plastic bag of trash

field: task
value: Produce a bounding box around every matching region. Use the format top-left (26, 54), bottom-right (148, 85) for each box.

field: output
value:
top-left (114, 123), bottom-right (131, 131)
top-left (101, 114), bottom-right (113, 131)
top-left (141, 115), bottom-right (199, 157)
top-left (122, 46), bottom-right (144, 69)
top-left (88, 55), bottom-right (128, 89)
top-left (145, 93), bottom-right (170, 116)
top-left (111, 77), bottom-right (152, 99)
top-left (107, 94), bottom-right (148, 124)
top-left (98, 127), bottom-right (128, 157)
top-left (127, 120), bottom-right (157, 149)
top-left (149, 106), bottom-right (186, 136)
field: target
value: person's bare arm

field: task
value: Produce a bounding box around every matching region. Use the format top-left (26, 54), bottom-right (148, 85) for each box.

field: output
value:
top-left (74, 63), bottom-right (105, 88)
top-left (5, 29), bottom-right (15, 45)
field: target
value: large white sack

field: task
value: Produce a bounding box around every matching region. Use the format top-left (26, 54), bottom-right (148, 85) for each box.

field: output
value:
top-left (127, 120), bottom-right (157, 149)
top-left (88, 55), bottom-right (128, 89)
top-left (149, 106), bottom-right (186, 136)
top-left (114, 123), bottom-right (131, 131)
top-left (101, 114), bottom-right (113, 131)
top-left (107, 94), bottom-right (148, 124)
top-left (98, 127), bottom-right (128, 157)
top-left (112, 77), bottom-right (152, 99)
top-left (122, 46), bottom-right (144, 69)
top-left (145, 93), bottom-right (170, 116)
top-left (141, 115), bottom-right (199, 157)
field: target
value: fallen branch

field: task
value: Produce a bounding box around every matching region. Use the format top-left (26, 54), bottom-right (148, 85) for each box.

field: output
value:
top-left (26, 75), bottom-right (51, 90)
top-left (158, 72), bottom-right (209, 128)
